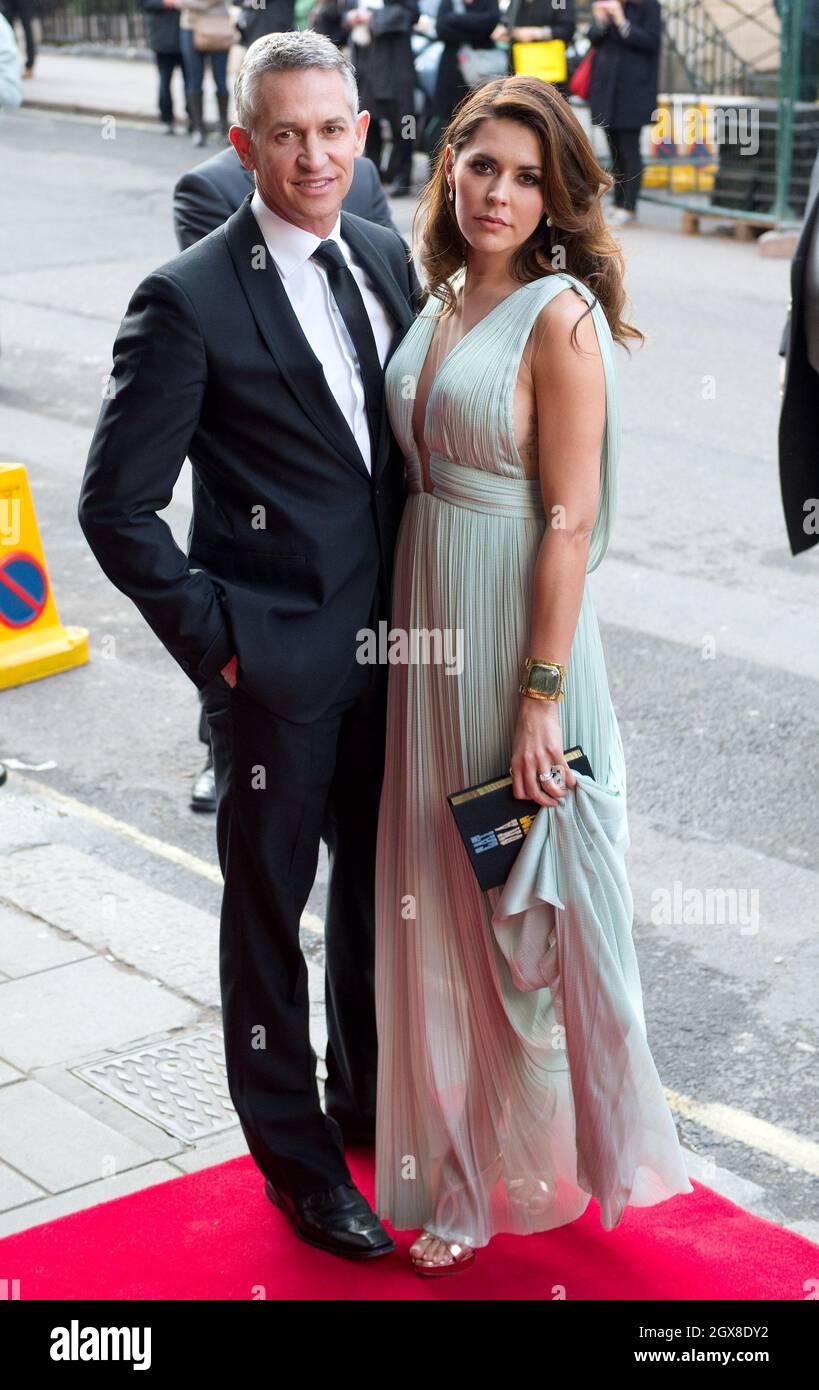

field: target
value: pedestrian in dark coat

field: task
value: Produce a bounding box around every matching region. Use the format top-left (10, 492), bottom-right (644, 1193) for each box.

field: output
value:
top-left (139, 0), bottom-right (189, 133)
top-left (329, 0), bottom-right (419, 196)
top-left (238, 0), bottom-right (296, 47)
top-left (587, 0), bottom-right (661, 222)
top-left (426, 0), bottom-right (500, 159)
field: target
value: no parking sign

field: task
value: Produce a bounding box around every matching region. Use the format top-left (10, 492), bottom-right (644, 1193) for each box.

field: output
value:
top-left (0, 462), bottom-right (88, 689)
top-left (0, 551), bottom-right (49, 628)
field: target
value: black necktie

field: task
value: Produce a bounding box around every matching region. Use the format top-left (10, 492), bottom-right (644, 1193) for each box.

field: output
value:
top-left (310, 239), bottom-right (383, 469)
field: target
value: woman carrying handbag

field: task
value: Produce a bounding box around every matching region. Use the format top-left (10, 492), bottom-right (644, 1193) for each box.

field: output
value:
top-left (174, 0), bottom-right (238, 146)
top-left (416, 0), bottom-right (501, 158)
top-left (493, 0), bottom-right (576, 97)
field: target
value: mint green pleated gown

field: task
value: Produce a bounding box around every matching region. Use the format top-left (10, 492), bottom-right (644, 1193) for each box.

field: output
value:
top-left (373, 269), bottom-right (693, 1248)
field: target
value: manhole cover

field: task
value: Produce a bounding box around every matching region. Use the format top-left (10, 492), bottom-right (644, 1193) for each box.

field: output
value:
top-left (73, 1027), bottom-right (236, 1142)
top-left (74, 1027), bottom-right (329, 1142)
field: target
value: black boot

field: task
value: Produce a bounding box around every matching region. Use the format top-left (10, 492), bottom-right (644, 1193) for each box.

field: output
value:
top-left (188, 90), bottom-right (206, 148)
top-left (217, 90), bottom-right (230, 142)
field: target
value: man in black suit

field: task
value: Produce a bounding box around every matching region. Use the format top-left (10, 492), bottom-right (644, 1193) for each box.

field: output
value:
top-left (778, 148), bottom-right (819, 557)
top-left (172, 146), bottom-right (402, 812)
top-left (78, 30), bottom-right (422, 1261)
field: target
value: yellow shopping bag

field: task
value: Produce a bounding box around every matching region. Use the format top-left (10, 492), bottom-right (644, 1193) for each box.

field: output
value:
top-left (511, 39), bottom-right (567, 84)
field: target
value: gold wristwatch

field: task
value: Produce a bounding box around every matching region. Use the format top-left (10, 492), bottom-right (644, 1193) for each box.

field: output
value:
top-left (518, 656), bottom-right (567, 702)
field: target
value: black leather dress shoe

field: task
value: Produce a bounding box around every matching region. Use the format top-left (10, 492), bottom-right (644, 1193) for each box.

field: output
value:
top-left (190, 758), bottom-right (216, 813)
top-left (264, 1178), bottom-right (395, 1260)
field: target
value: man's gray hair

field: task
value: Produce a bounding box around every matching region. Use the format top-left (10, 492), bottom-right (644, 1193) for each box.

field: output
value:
top-left (234, 30), bottom-right (360, 134)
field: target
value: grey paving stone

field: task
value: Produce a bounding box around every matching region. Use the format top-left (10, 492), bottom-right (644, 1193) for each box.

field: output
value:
top-left (0, 955), bottom-right (198, 1070)
top-left (0, 1160), bottom-right (45, 1213)
top-left (168, 1128), bottom-right (250, 1174)
top-left (31, 1063), bottom-right (191, 1160)
top-left (0, 1059), bottom-right (24, 1086)
top-left (0, 902), bottom-right (93, 977)
top-left (2, 843), bottom-right (221, 1006)
top-left (0, 1079), bottom-right (164, 1193)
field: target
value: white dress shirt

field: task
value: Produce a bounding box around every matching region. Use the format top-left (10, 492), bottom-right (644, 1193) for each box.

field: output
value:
top-left (250, 188), bottom-right (396, 474)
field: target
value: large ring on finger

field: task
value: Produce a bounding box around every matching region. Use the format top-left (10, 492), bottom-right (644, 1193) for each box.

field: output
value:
top-left (537, 771), bottom-right (553, 784)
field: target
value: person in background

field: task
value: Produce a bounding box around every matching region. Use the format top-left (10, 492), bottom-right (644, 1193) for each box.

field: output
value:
top-left (778, 147), bottom-right (819, 558)
top-left (587, 0), bottom-right (661, 227)
top-left (492, 0), bottom-right (576, 96)
top-left (140, 0), bottom-right (191, 135)
top-left (416, 0), bottom-right (500, 160)
top-left (0, 0), bottom-right (34, 79)
top-left (238, 0), bottom-right (295, 48)
top-left (0, 9), bottom-right (22, 106)
top-left (174, 0), bottom-right (235, 146)
top-left (339, 0), bottom-right (420, 197)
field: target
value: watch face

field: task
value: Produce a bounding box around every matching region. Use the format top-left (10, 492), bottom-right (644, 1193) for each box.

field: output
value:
top-left (528, 664), bottom-right (561, 695)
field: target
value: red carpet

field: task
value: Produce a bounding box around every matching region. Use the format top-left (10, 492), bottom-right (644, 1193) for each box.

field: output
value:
top-left (1, 1151), bottom-right (815, 1300)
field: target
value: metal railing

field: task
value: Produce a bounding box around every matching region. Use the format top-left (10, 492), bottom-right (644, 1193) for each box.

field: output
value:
top-left (661, 0), bottom-right (781, 98)
top-left (32, 0), bottom-right (148, 47)
top-left (640, 0), bottom-right (816, 229)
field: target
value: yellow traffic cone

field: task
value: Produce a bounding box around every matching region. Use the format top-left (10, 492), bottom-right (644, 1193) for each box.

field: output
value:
top-left (0, 462), bottom-right (88, 689)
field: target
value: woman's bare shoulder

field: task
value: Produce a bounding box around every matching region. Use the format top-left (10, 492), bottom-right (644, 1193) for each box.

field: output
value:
top-left (530, 280), bottom-right (602, 365)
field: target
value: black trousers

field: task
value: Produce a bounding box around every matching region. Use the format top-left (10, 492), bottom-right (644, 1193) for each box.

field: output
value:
top-left (200, 646), bottom-right (388, 1197)
top-left (198, 691), bottom-right (210, 747)
top-left (155, 50), bottom-right (188, 126)
top-left (364, 97), bottom-right (414, 185)
top-left (605, 126), bottom-right (643, 212)
top-left (1, 0), bottom-right (35, 68)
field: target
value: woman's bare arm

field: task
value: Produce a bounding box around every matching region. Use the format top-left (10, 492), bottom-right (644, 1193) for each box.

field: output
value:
top-left (509, 287), bottom-right (606, 807)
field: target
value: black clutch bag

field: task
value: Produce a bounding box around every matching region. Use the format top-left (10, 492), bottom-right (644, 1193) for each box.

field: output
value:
top-left (447, 746), bottom-right (594, 891)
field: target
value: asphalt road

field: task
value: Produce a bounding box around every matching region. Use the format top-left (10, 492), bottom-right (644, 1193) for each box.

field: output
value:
top-left (1, 107), bottom-right (817, 1231)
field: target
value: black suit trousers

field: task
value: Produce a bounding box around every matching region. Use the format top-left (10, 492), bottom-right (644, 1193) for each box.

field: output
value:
top-left (200, 647), bottom-right (389, 1197)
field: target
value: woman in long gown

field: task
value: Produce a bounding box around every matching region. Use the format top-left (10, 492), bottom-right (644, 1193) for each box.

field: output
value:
top-left (374, 75), bottom-right (694, 1274)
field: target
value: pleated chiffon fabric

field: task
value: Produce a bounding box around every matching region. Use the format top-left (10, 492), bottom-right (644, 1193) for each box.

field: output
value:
top-left (373, 269), bottom-right (693, 1247)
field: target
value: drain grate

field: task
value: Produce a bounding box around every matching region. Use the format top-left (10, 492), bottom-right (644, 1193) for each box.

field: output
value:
top-left (73, 1027), bottom-right (236, 1142)
top-left (74, 1026), bottom-right (329, 1142)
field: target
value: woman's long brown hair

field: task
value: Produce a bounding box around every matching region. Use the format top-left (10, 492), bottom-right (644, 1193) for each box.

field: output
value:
top-left (411, 75), bottom-right (644, 352)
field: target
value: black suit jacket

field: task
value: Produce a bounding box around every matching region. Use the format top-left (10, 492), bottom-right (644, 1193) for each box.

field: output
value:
top-left (172, 146), bottom-right (399, 250)
top-left (78, 194), bottom-right (423, 722)
top-left (778, 153), bottom-right (819, 557)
